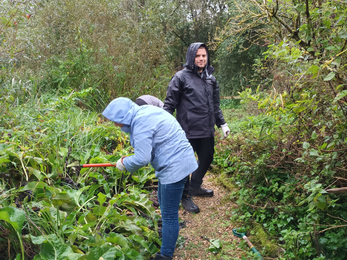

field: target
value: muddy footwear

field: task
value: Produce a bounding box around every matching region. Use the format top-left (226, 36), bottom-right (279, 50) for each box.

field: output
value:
top-left (181, 195), bottom-right (200, 213)
top-left (190, 187), bottom-right (214, 197)
top-left (151, 253), bottom-right (172, 260)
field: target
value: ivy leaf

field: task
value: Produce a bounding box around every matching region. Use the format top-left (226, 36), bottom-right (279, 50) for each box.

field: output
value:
top-left (333, 90), bottom-right (347, 103)
top-left (303, 142), bottom-right (310, 149)
top-left (316, 195), bottom-right (327, 211)
top-left (332, 57), bottom-right (341, 67)
top-left (311, 131), bottom-right (317, 140)
top-left (309, 149), bottom-right (319, 156)
top-left (307, 65), bottom-right (319, 78)
top-left (320, 237), bottom-right (328, 244)
top-left (323, 72), bottom-right (335, 81)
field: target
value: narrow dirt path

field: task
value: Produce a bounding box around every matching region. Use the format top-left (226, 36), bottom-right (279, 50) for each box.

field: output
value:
top-left (173, 174), bottom-right (246, 259)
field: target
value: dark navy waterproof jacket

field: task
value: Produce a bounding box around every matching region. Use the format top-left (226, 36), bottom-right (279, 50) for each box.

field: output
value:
top-left (163, 42), bottom-right (226, 139)
top-left (102, 97), bottom-right (198, 184)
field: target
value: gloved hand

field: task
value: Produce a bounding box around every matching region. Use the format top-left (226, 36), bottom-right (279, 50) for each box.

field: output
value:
top-left (116, 157), bottom-right (126, 171)
top-left (221, 123), bottom-right (230, 139)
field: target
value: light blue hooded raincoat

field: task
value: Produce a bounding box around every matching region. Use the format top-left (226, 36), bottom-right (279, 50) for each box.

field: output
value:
top-left (102, 97), bottom-right (198, 184)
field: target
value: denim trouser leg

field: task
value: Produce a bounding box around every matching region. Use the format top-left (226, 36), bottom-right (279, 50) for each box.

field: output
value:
top-left (158, 176), bottom-right (188, 257)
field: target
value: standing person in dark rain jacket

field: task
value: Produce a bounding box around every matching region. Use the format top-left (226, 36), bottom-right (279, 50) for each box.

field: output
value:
top-left (163, 42), bottom-right (230, 213)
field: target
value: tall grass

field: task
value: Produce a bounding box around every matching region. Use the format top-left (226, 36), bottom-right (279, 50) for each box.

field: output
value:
top-left (219, 99), bottom-right (241, 109)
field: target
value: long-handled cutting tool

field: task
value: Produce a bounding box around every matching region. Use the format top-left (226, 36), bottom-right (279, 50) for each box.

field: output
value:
top-left (67, 161), bottom-right (118, 172)
top-left (233, 228), bottom-right (263, 259)
top-left (73, 163), bottom-right (117, 168)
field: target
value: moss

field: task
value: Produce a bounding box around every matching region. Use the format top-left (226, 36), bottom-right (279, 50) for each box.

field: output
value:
top-left (251, 221), bottom-right (281, 257)
top-left (215, 172), bottom-right (237, 191)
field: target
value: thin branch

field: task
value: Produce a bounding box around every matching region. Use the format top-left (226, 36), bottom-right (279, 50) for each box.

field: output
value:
top-left (324, 178), bottom-right (339, 190)
top-left (327, 214), bottom-right (347, 223)
top-left (321, 148), bottom-right (347, 152)
top-left (304, 0), bottom-right (313, 44)
top-left (170, 28), bottom-right (187, 46)
top-left (328, 82), bottom-right (347, 119)
top-left (318, 225), bottom-right (347, 233)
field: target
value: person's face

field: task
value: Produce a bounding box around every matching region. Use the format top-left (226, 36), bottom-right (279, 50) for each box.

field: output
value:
top-left (114, 122), bottom-right (124, 128)
top-left (195, 47), bottom-right (207, 72)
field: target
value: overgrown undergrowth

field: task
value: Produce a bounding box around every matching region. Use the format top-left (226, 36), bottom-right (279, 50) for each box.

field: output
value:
top-left (0, 91), bottom-right (161, 260)
top-left (213, 97), bottom-right (347, 259)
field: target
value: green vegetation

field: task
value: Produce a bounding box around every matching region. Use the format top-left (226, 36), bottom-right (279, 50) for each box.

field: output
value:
top-left (0, 87), bottom-right (160, 259)
top-left (211, 0), bottom-right (347, 258)
top-left (1, 0), bottom-right (347, 259)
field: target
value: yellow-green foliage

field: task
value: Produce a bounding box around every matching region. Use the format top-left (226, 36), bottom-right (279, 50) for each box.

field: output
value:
top-left (216, 172), bottom-right (237, 191)
top-left (251, 221), bottom-right (280, 257)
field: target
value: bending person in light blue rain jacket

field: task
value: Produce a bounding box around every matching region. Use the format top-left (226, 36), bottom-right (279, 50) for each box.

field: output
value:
top-left (102, 97), bottom-right (198, 260)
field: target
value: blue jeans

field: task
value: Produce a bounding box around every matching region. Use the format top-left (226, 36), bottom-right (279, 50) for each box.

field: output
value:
top-left (158, 176), bottom-right (188, 257)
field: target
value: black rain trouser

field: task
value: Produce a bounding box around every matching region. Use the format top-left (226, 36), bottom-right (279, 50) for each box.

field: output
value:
top-left (183, 136), bottom-right (215, 196)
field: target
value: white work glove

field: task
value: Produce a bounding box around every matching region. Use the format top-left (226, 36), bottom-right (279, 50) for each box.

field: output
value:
top-left (221, 123), bottom-right (230, 139)
top-left (116, 157), bottom-right (126, 171)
